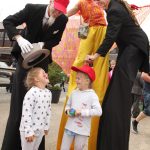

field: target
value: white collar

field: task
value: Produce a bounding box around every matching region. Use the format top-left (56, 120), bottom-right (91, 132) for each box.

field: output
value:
top-left (44, 6), bottom-right (49, 19)
top-left (76, 88), bottom-right (93, 92)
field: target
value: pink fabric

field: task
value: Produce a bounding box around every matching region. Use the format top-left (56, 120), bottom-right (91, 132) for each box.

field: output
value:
top-left (108, 70), bottom-right (113, 82)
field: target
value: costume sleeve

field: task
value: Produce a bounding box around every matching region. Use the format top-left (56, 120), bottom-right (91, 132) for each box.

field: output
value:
top-left (81, 94), bottom-right (102, 117)
top-left (44, 92), bottom-right (52, 130)
top-left (3, 4), bottom-right (30, 40)
top-left (21, 90), bottom-right (35, 137)
top-left (97, 10), bottom-right (122, 56)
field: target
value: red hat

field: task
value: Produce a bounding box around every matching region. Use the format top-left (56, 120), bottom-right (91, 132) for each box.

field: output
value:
top-left (54, 0), bottom-right (70, 14)
top-left (71, 65), bottom-right (96, 81)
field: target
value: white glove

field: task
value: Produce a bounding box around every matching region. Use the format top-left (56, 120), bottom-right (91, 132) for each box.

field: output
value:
top-left (16, 36), bottom-right (33, 53)
top-left (38, 42), bottom-right (44, 49)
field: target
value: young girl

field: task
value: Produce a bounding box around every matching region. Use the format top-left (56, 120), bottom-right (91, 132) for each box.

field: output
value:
top-left (109, 59), bottom-right (116, 80)
top-left (19, 67), bottom-right (52, 150)
top-left (61, 65), bottom-right (102, 150)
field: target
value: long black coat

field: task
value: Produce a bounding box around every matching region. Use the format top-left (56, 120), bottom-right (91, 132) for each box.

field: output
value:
top-left (2, 4), bottom-right (68, 150)
top-left (3, 3), bottom-right (68, 62)
top-left (97, 0), bottom-right (149, 73)
top-left (96, 0), bottom-right (149, 150)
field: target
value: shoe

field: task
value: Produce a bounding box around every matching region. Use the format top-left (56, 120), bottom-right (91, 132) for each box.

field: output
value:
top-left (132, 120), bottom-right (138, 134)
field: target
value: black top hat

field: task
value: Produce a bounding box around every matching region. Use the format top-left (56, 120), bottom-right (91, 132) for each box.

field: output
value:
top-left (22, 43), bottom-right (50, 69)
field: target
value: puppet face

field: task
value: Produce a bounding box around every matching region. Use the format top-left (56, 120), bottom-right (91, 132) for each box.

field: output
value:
top-left (47, 1), bottom-right (62, 26)
top-left (49, 0), bottom-right (63, 18)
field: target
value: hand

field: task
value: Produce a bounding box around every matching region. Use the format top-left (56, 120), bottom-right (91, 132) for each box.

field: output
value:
top-left (65, 109), bottom-right (75, 117)
top-left (38, 42), bottom-right (44, 49)
top-left (25, 135), bottom-right (35, 142)
top-left (44, 130), bottom-right (49, 135)
top-left (65, 109), bottom-right (72, 117)
top-left (84, 60), bottom-right (93, 67)
top-left (75, 110), bottom-right (81, 117)
top-left (85, 54), bottom-right (99, 61)
top-left (16, 36), bottom-right (33, 53)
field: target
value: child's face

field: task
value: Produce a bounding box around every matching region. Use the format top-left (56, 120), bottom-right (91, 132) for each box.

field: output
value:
top-left (35, 69), bottom-right (49, 87)
top-left (76, 72), bottom-right (90, 90)
top-left (110, 61), bottom-right (116, 70)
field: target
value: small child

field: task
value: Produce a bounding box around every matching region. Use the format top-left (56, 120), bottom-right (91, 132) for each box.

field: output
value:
top-left (61, 64), bottom-right (102, 150)
top-left (109, 59), bottom-right (116, 80)
top-left (19, 67), bottom-right (52, 150)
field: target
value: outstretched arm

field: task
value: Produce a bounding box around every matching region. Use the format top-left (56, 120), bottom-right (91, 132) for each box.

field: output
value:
top-left (66, 2), bottom-right (79, 17)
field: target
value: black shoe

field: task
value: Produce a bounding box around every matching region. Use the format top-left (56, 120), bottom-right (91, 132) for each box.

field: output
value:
top-left (132, 120), bottom-right (138, 134)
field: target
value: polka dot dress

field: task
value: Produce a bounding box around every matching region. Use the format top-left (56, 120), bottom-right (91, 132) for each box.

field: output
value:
top-left (19, 86), bottom-right (52, 137)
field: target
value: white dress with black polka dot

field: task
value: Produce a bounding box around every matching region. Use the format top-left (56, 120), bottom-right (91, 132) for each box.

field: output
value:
top-left (19, 86), bottom-right (52, 137)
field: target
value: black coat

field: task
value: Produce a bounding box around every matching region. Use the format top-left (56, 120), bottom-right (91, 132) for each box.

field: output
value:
top-left (3, 3), bottom-right (68, 62)
top-left (97, 0), bottom-right (149, 59)
top-left (96, 1), bottom-right (149, 150)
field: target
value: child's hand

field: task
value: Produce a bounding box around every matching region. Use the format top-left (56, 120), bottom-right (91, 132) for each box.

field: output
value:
top-left (75, 110), bottom-right (81, 116)
top-left (65, 109), bottom-right (73, 117)
top-left (25, 135), bottom-right (35, 142)
top-left (44, 130), bottom-right (49, 135)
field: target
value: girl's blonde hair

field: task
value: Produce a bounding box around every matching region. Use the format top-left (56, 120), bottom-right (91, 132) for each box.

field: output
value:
top-left (25, 67), bottom-right (42, 90)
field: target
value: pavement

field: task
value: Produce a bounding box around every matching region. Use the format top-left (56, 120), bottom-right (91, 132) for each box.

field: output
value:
top-left (0, 81), bottom-right (150, 150)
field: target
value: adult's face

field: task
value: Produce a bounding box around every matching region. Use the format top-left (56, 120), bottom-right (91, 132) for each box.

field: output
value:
top-left (48, 0), bottom-right (62, 18)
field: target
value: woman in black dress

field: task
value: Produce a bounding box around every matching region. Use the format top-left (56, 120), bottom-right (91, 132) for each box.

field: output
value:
top-left (86, 0), bottom-right (149, 150)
